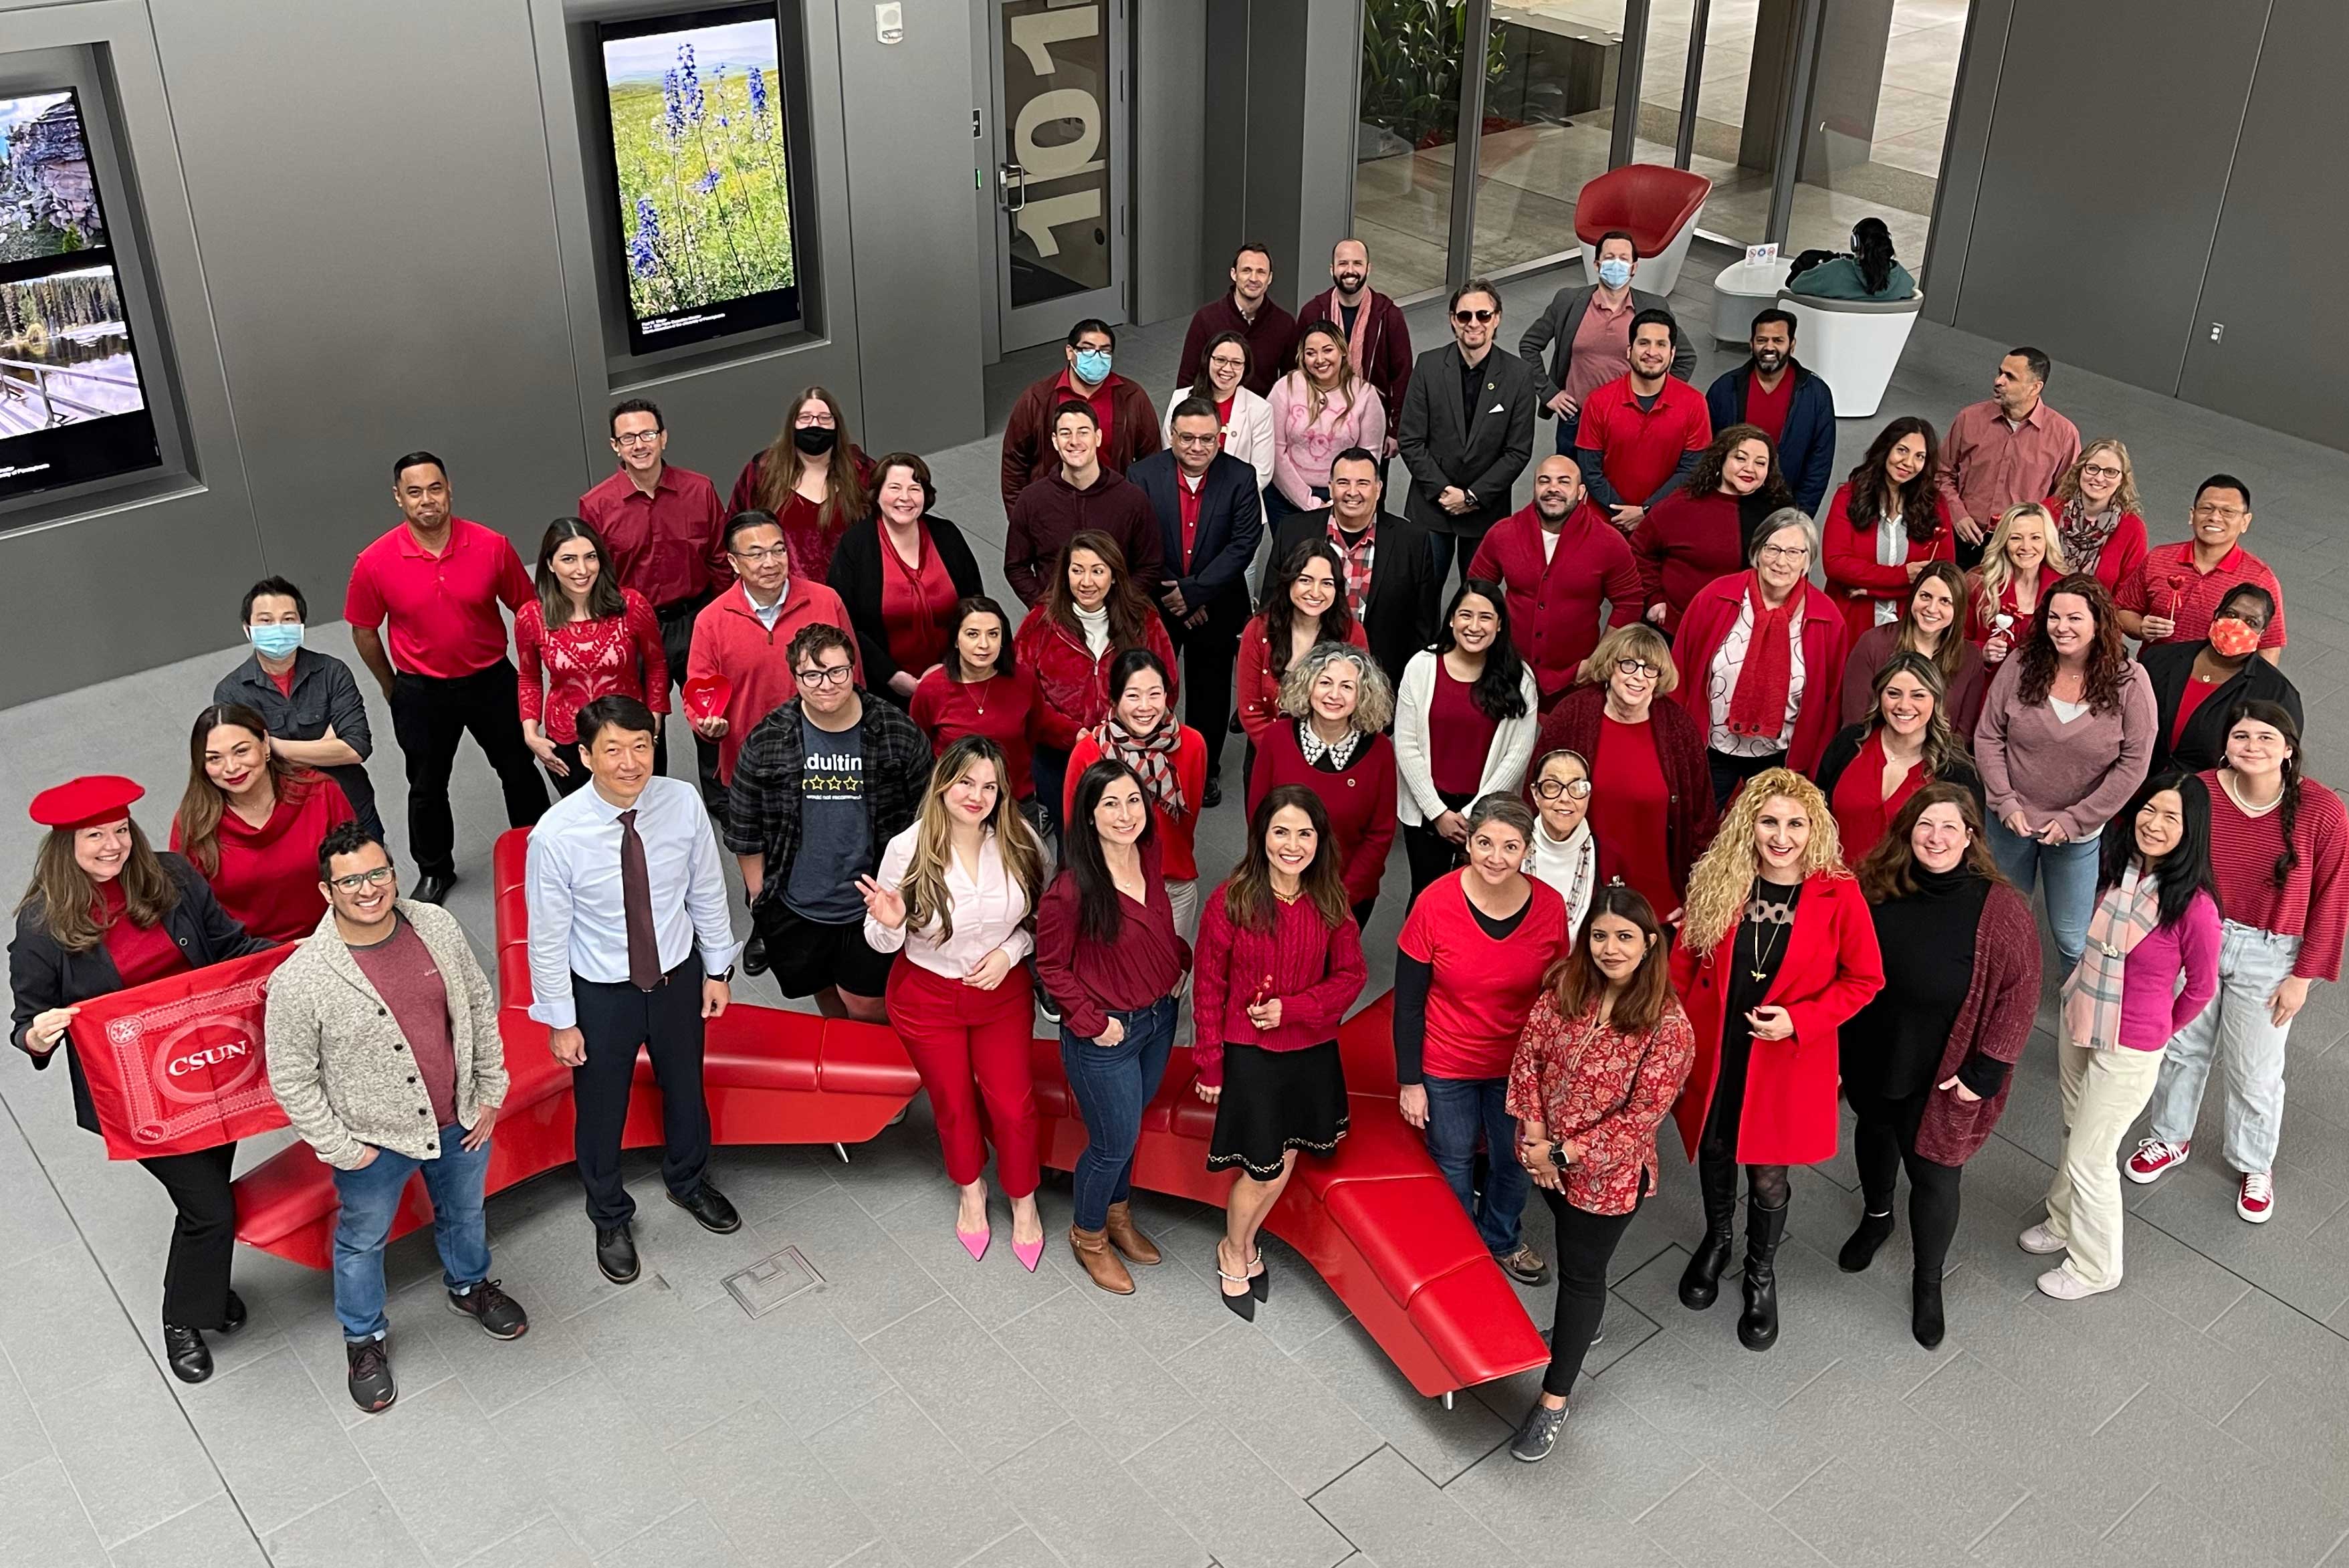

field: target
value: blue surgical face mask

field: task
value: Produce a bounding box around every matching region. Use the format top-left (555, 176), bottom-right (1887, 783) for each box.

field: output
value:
top-left (1596, 258), bottom-right (1633, 290)
top-left (1073, 348), bottom-right (1113, 384)
top-left (249, 624), bottom-right (304, 659)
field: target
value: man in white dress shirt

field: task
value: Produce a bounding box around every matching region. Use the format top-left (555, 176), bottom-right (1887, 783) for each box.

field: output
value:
top-left (526, 695), bottom-right (740, 1283)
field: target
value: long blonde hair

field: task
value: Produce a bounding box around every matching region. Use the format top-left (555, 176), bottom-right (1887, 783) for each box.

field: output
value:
top-left (1973, 501), bottom-right (2068, 627)
top-left (897, 736), bottom-right (1046, 945)
top-left (1680, 768), bottom-right (1845, 956)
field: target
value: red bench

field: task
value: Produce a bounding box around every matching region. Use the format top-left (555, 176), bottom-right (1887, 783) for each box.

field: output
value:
top-left (233, 829), bottom-right (1547, 1397)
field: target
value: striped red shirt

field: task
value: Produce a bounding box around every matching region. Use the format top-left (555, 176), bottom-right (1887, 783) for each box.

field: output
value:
top-left (2199, 769), bottom-right (2349, 981)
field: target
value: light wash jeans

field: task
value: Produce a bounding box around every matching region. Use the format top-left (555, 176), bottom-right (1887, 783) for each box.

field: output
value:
top-left (1985, 816), bottom-right (2103, 975)
top-left (2146, 920), bottom-right (2301, 1174)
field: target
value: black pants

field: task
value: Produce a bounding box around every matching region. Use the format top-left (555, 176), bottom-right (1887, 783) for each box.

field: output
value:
top-left (1404, 788), bottom-right (1476, 900)
top-left (655, 596), bottom-right (725, 814)
top-left (1699, 1038), bottom-right (1791, 1208)
top-left (1848, 1085), bottom-right (1963, 1279)
top-left (1169, 602), bottom-right (1245, 777)
top-left (1706, 746), bottom-right (1785, 814)
top-left (1541, 1190), bottom-right (1638, 1396)
top-left (140, 1143), bottom-right (237, 1328)
top-left (549, 758), bottom-right (592, 796)
top-left (389, 661), bottom-right (548, 879)
top-left (571, 955), bottom-right (709, 1228)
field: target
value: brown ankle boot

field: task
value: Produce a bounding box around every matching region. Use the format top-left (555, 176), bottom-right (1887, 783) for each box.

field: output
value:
top-left (1070, 1226), bottom-right (1134, 1294)
top-left (1104, 1202), bottom-right (1161, 1265)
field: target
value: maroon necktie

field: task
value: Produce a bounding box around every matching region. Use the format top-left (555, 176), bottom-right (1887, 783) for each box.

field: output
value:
top-left (618, 809), bottom-right (661, 990)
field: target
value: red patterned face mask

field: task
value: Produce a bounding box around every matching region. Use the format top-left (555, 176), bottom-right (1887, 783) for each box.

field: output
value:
top-left (2209, 617), bottom-right (2261, 658)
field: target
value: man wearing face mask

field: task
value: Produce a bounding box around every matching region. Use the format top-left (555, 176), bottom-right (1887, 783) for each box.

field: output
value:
top-left (1297, 238), bottom-right (1413, 463)
top-left (1575, 310), bottom-right (1712, 534)
top-left (217, 577), bottom-right (385, 842)
top-left (1520, 232), bottom-right (1693, 458)
top-left (1177, 243), bottom-right (1298, 398)
top-left (1000, 320), bottom-right (1164, 512)
top-left (1705, 310), bottom-right (1835, 517)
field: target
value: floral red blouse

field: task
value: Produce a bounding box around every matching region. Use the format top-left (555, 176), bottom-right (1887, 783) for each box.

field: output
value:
top-left (515, 587), bottom-right (670, 744)
top-left (1505, 990), bottom-right (1697, 1215)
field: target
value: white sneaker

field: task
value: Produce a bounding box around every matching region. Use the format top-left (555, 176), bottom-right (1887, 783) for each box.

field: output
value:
top-left (2126, 1138), bottom-right (2189, 1185)
top-left (2237, 1171), bottom-right (2275, 1224)
top-left (2037, 1266), bottom-right (2117, 1301)
top-left (2017, 1222), bottom-right (2067, 1256)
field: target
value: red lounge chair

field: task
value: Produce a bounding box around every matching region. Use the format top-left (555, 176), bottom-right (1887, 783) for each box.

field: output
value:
top-left (1573, 162), bottom-right (1712, 295)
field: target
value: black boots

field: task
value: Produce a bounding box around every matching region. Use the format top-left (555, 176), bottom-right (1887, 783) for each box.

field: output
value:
top-left (1912, 1270), bottom-right (1946, 1349)
top-left (1737, 1196), bottom-right (1789, 1351)
top-left (1678, 1157), bottom-right (1739, 1309)
top-left (1837, 1208), bottom-right (1896, 1272)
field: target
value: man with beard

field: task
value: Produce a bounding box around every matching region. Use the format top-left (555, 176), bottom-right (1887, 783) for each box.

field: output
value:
top-left (1704, 310), bottom-right (1835, 516)
top-left (1469, 455), bottom-right (1642, 711)
top-left (1272, 447), bottom-right (1440, 693)
top-left (1177, 243), bottom-right (1297, 398)
top-left (1397, 279), bottom-right (1539, 591)
top-left (1297, 238), bottom-right (1413, 469)
top-left (1574, 310), bottom-right (1712, 534)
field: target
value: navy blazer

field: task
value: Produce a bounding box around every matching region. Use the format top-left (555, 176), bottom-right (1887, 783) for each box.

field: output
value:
top-left (1706, 358), bottom-right (1838, 519)
top-left (1126, 449), bottom-right (1263, 623)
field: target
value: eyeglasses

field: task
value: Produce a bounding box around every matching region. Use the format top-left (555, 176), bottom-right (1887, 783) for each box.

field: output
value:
top-left (1208, 355), bottom-right (1248, 372)
top-left (1173, 433), bottom-right (1220, 447)
top-left (731, 545), bottom-right (790, 564)
top-left (1757, 543), bottom-right (1811, 562)
top-left (328, 866), bottom-right (395, 892)
top-left (2078, 463), bottom-right (2122, 481)
top-left (1533, 778), bottom-right (1593, 800)
top-left (1614, 657), bottom-right (1664, 678)
top-left (612, 431), bottom-right (662, 447)
top-left (794, 664), bottom-right (855, 687)
top-left (1453, 309), bottom-right (1496, 324)
top-left (2193, 504), bottom-right (2247, 521)
top-left (793, 414), bottom-right (837, 428)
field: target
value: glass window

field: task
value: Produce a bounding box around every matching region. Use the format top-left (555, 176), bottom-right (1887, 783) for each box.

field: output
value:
top-left (1351, 0), bottom-right (1474, 301)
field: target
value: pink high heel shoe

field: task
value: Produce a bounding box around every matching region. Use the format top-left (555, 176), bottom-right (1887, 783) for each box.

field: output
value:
top-left (956, 1225), bottom-right (991, 1263)
top-left (1012, 1234), bottom-right (1045, 1272)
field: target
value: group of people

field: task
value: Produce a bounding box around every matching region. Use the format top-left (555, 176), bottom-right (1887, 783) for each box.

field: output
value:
top-left (8, 233), bottom-right (2343, 1480)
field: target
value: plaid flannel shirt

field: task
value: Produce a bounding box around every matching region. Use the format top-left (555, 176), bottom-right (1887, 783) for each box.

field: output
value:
top-left (724, 696), bottom-right (933, 909)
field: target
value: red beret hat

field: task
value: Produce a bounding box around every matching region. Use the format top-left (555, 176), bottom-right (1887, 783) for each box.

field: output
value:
top-left (27, 775), bottom-right (144, 832)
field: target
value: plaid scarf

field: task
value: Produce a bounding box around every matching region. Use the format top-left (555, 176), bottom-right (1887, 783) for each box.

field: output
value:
top-left (1325, 517), bottom-right (1376, 621)
top-left (2056, 495), bottom-right (2121, 578)
top-left (1093, 716), bottom-right (1187, 818)
top-left (2060, 867), bottom-right (2161, 1052)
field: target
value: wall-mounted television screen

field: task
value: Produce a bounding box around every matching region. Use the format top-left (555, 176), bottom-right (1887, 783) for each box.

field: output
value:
top-left (0, 88), bottom-right (158, 502)
top-left (596, 3), bottom-right (806, 354)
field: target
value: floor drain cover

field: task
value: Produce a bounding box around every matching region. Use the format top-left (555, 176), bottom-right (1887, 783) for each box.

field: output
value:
top-left (721, 1246), bottom-right (826, 1317)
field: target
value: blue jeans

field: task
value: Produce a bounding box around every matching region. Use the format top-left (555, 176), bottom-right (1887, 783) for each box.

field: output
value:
top-left (330, 1127), bottom-right (493, 1342)
top-left (1058, 996), bottom-right (1179, 1230)
top-left (1984, 816), bottom-right (2102, 975)
top-left (1422, 1074), bottom-right (1529, 1256)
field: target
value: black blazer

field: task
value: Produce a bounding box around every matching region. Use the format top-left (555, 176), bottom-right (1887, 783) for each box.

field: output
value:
top-left (825, 514), bottom-right (986, 699)
top-left (1812, 722), bottom-right (1984, 816)
top-left (1127, 449), bottom-right (1263, 631)
top-left (2140, 640), bottom-right (2304, 774)
top-left (1395, 343), bottom-right (1539, 536)
top-left (1272, 510), bottom-right (1440, 693)
top-left (9, 855), bottom-right (271, 1136)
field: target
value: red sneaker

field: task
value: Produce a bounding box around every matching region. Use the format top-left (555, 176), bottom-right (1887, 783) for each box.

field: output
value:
top-left (2237, 1171), bottom-right (2275, 1224)
top-left (2126, 1139), bottom-right (2189, 1185)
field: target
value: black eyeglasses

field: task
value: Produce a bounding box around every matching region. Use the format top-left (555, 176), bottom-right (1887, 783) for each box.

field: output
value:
top-left (1533, 778), bottom-right (1593, 800)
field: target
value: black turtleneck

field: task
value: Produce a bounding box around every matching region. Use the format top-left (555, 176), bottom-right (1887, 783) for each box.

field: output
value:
top-left (1848, 867), bottom-right (1992, 1098)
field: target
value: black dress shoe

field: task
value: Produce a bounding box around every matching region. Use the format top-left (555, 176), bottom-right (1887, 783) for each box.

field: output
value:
top-left (219, 1289), bottom-right (248, 1335)
top-left (346, 1337), bottom-right (397, 1414)
top-left (414, 872), bottom-right (456, 905)
top-left (163, 1324), bottom-right (213, 1383)
top-left (596, 1223), bottom-right (640, 1283)
top-left (742, 932), bottom-right (769, 977)
top-left (669, 1182), bottom-right (741, 1234)
top-left (1202, 776), bottom-right (1223, 810)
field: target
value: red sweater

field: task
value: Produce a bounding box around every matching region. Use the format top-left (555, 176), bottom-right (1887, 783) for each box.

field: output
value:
top-left (1190, 884), bottom-right (1368, 1086)
top-left (1065, 725), bottom-right (1210, 881)
top-left (2199, 769), bottom-right (2349, 981)
top-left (685, 578), bottom-right (861, 781)
top-left (1012, 606), bottom-right (1180, 752)
top-left (1235, 613), bottom-right (1369, 742)
top-left (515, 589), bottom-right (669, 743)
top-left (910, 666), bottom-right (1042, 800)
top-left (1002, 468), bottom-right (1165, 609)
top-left (1631, 488), bottom-right (1749, 634)
top-left (1963, 562), bottom-right (2062, 647)
top-left (1531, 685), bottom-right (1717, 899)
top-left (1670, 575), bottom-right (1852, 775)
top-left (1819, 483), bottom-right (1955, 643)
top-left (1246, 722), bottom-right (1398, 908)
top-left (1467, 500), bottom-right (1641, 704)
top-left (173, 775), bottom-right (354, 945)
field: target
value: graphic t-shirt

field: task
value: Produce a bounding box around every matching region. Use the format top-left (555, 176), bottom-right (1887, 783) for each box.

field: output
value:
top-left (784, 715), bottom-right (870, 923)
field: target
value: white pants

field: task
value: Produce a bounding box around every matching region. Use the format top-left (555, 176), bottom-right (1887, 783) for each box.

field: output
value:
top-left (2045, 1040), bottom-right (2166, 1291)
top-left (2146, 920), bottom-right (2300, 1175)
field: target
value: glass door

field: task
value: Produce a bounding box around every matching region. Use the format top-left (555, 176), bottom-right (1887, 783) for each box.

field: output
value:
top-left (1470, 0), bottom-right (1629, 276)
top-left (1637, 0), bottom-right (1773, 245)
top-left (988, 0), bottom-right (1127, 350)
top-left (1785, 0), bottom-right (1969, 273)
top-left (1349, 0), bottom-right (1473, 302)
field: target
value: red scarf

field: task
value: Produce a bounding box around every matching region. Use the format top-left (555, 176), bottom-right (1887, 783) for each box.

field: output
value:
top-left (1726, 572), bottom-right (1799, 740)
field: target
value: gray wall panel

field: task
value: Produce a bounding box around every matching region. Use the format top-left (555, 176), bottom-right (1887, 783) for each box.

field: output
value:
top-left (1132, 0), bottom-right (1207, 325)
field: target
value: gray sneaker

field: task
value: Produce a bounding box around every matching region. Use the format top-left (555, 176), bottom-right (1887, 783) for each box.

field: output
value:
top-left (1510, 1402), bottom-right (1569, 1462)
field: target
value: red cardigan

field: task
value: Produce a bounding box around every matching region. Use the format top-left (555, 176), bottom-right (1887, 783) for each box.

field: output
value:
top-left (1467, 499), bottom-right (1641, 705)
top-left (1235, 613), bottom-right (1369, 743)
top-left (1012, 606), bottom-right (1179, 752)
top-left (1670, 575), bottom-right (1853, 776)
top-left (1818, 483), bottom-right (1955, 643)
top-left (1190, 887), bottom-right (1367, 1087)
top-left (1246, 721), bottom-right (1398, 908)
top-left (1670, 871), bottom-right (1884, 1165)
top-left (1529, 685), bottom-right (1716, 897)
top-left (1893, 882), bottom-right (2040, 1165)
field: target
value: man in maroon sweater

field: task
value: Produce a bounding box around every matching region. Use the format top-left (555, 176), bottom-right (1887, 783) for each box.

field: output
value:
top-left (1469, 455), bottom-right (1642, 710)
top-left (1004, 401), bottom-right (1164, 607)
top-left (1177, 243), bottom-right (1298, 397)
top-left (1296, 239), bottom-right (1412, 459)
top-left (1000, 320), bottom-right (1162, 512)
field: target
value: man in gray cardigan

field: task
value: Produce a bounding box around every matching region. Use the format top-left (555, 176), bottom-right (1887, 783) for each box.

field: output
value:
top-left (266, 820), bottom-right (525, 1414)
top-left (1517, 229), bottom-right (1696, 455)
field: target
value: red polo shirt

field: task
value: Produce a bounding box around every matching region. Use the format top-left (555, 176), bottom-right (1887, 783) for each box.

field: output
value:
top-left (344, 518), bottom-right (532, 680)
top-left (2114, 540), bottom-right (2287, 651)
top-left (578, 464), bottom-right (730, 610)
top-left (1575, 373), bottom-right (1712, 508)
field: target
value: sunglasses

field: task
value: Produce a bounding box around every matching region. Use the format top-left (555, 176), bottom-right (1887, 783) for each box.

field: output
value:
top-left (1453, 308), bottom-right (1496, 324)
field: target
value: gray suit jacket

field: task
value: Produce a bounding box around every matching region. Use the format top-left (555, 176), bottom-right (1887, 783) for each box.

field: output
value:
top-left (1395, 344), bottom-right (1539, 538)
top-left (1517, 284), bottom-right (1696, 408)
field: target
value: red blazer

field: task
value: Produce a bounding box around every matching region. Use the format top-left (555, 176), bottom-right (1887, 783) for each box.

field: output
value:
top-left (1819, 483), bottom-right (1955, 643)
top-left (1012, 606), bottom-right (1179, 752)
top-left (1467, 499), bottom-right (1641, 706)
top-left (1529, 684), bottom-right (1716, 897)
top-left (1671, 871), bottom-right (1884, 1165)
top-left (1235, 613), bottom-right (1369, 743)
top-left (1247, 721), bottom-right (1397, 908)
top-left (2043, 498), bottom-right (2150, 600)
top-left (1670, 575), bottom-right (1852, 776)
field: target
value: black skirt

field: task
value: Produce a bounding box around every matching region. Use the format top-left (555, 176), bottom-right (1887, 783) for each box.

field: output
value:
top-left (1208, 1040), bottom-right (1349, 1180)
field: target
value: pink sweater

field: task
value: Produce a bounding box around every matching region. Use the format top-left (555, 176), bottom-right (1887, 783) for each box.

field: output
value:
top-left (1973, 657), bottom-right (2157, 841)
top-left (1266, 373), bottom-right (1387, 508)
top-left (2106, 889), bottom-right (2221, 1051)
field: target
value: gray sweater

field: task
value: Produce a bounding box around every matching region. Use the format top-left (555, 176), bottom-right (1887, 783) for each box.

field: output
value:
top-left (265, 900), bottom-right (507, 1168)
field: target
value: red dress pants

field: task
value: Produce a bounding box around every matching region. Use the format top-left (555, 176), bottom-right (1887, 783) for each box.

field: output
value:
top-left (885, 959), bottom-right (1042, 1197)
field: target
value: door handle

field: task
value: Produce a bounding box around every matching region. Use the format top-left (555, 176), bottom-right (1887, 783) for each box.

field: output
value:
top-left (998, 160), bottom-right (1028, 214)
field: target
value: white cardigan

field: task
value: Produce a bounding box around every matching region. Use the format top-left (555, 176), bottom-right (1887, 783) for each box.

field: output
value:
top-left (1162, 384), bottom-right (1275, 495)
top-left (1391, 649), bottom-right (1542, 826)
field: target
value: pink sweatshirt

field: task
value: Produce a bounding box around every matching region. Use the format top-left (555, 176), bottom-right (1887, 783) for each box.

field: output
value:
top-left (2104, 889), bottom-right (2221, 1050)
top-left (1266, 372), bottom-right (1387, 508)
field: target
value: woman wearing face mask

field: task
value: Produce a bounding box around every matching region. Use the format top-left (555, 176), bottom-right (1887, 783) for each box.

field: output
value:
top-left (1811, 653), bottom-right (1981, 859)
top-left (1035, 758), bottom-right (1192, 1293)
top-left (1974, 576), bottom-right (2155, 976)
top-left (1014, 532), bottom-right (1178, 833)
top-left (1266, 321), bottom-right (1387, 528)
top-left (1966, 501), bottom-right (2069, 664)
top-left (1065, 650), bottom-right (1208, 938)
top-left (1787, 217), bottom-right (1916, 302)
top-left (1532, 625), bottom-right (1715, 925)
top-left (2044, 439), bottom-right (2149, 597)
top-left (1674, 510), bottom-right (1852, 807)
top-left (1631, 425), bottom-right (1793, 636)
top-left (828, 453), bottom-right (985, 706)
top-left (1838, 562), bottom-right (1986, 740)
top-left (1821, 417), bottom-right (1950, 643)
top-left (1395, 796), bottom-right (1571, 1287)
top-left (1247, 643), bottom-right (1398, 931)
top-left (1165, 330), bottom-right (1276, 495)
top-left (729, 386), bottom-right (872, 585)
top-left (1504, 885), bottom-right (1694, 1460)
top-left (2132, 704), bottom-right (2348, 1223)
top-left (1526, 750), bottom-right (1601, 942)
top-left (171, 704), bottom-right (356, 944)
top-left (911, 598), bottom-right (1047, 830)
top-left (1236, 540), bottom-right (1367, 746)
top-left (2023, 772), bottom-right (2219, 1300)
top-left (1395, 580), bottom-right (1541, 899)
top-left (515, 518), bottom-right (668, 795)
top-left (11, 776), bottom-right (273, 1381)
top-left (2140, 584), bottom-right (2301, 774)
top-left (1670, 771), bottom-right (1883, 1351)
top-left (1838, 786), bottom-right (2039, 1347)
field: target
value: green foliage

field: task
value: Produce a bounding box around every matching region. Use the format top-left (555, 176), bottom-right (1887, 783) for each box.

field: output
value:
top-left (610, 66), bottom-right (796, 320)
top-left (1357, 0), bottom-right (1511, 149)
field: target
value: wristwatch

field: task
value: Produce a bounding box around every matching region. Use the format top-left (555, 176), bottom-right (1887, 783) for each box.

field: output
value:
top-left (710, 966), bottom-right (736, 984)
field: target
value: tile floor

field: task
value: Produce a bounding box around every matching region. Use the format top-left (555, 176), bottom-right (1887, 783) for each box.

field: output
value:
top-left (8, 259), bottom-right (2349, 1566)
